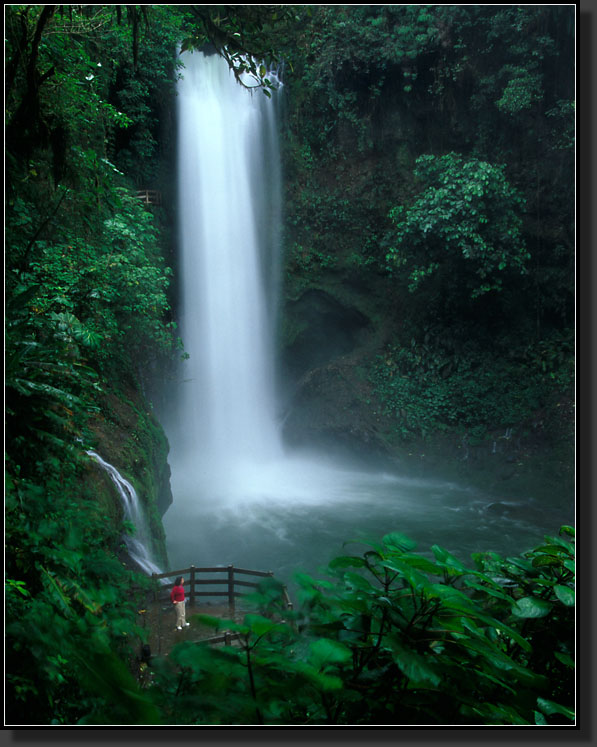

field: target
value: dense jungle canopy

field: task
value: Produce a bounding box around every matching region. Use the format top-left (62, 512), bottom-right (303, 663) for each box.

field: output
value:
top-left (5, 5), bottom-right (576, 727)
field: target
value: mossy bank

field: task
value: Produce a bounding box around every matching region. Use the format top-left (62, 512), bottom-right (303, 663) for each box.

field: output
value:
top-left (83, 380), bottom-right (173, 570)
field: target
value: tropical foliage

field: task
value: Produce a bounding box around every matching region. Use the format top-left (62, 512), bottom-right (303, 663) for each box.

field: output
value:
top-left (386, 153), bottom-right (530, 300)
top-left (279, 4), bottom-right (574, 454)
top-left (148, 528), bottom-right (575, 726)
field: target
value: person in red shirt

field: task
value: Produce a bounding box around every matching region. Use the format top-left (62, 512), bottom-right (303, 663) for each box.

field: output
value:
top-left (170, 576), bottom-right (190, 630)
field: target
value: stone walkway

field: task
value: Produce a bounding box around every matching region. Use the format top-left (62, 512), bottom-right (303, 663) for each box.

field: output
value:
top-left (137, 599), bottom-right (246, 658)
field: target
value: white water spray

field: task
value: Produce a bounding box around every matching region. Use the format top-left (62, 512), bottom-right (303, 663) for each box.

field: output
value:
top-left (164, 50), bottom-right (287, 499)
top-left (163, 51), bottom-right (411, 510)
top-left (87, 451), bottom-right (164, 577)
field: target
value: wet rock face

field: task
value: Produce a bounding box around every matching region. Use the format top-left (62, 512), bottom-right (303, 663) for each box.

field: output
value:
top-left (280, 361), bottom-right (393, 466)
top-left (278, 288), bottom-right (398, 464)
top-left (281, 288), bottom-right (371, 385)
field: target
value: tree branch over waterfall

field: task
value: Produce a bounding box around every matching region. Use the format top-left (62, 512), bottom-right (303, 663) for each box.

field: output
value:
top-left (179, 5), bottom-right (295, 94)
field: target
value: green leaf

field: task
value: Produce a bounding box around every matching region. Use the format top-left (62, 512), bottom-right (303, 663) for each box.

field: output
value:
top-left (73, 644), bottom-right (161, 724)
top-left (431, 544), bottom-right (468, 573)
top-left (292, 661), bottom-right (344, 691)
top-left (328, 555), bottom-right (367, 570)
top-left (461, 578), bottom-right (514, 604)
top-left (383, 559), bottom-right (430, 592)
top-left (512, 596), bottom-right (552, 618)
top-left (194, 613), bottom-right (242, 631)
top-left (395, 553), bottom-right (440, 575)
top-left (542, 534), bottom-right (575, 552)
top-left (427, 582), bottom-right (474, 608)
top-left (244, 613), bottom-right (287, 637)
top-left (505, 556), bottom-right (535, 573)
top-left (382, 532), bottom-right (417, 552)
top-left (554, 585), bottom-right (575, 606)
top-left (435, 595), bottom-right (532, 652)
top-left (308, 638), bottom-right (352, 669)
top-left (388, 637), bottom-right (441, 687)
top-left (536, 698), bottom-right (575, 721)
top-left (531, 554), bottom-right (560, 568)
top-left (554, 651), bottom-right (575, 668)
top-left (343, 571), bottom-right (376, 592)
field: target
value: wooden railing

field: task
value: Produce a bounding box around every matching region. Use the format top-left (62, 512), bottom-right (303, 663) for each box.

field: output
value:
top-left (200, 630), bottom-right (245, 647)
top-left (136, 189), bottom-right (162, 206)
top-left (151, 564), bottom-right (293, 613)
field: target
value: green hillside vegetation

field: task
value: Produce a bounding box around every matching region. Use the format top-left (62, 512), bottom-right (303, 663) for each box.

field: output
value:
top-left (5, 5), bottom-right (575, 726)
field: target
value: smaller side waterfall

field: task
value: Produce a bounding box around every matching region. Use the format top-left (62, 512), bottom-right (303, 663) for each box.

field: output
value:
top-left (87, 451), bottom-right (164, 578)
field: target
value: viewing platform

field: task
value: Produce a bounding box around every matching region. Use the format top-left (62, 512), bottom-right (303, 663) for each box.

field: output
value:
top-left (136, 189), bottom-right (162, 206)
top-left (141, 564), bottom-right (293, 657)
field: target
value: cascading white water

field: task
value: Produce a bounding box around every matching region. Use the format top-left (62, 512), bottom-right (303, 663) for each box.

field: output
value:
top-left (166, 51), bottom-right (284, 498)
top-left (87, 451), bottom-right (164, 577)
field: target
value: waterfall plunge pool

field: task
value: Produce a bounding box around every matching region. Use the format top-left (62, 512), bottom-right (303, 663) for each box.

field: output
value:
top-left (162, 448), bottom-right (572, 595)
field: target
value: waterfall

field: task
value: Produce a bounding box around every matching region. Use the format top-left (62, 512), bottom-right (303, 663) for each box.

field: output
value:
top-left (156, 50), bottom-right (568, 577)
top-left (164, 50), bottom-right (285, 500)
top-left (87, 451), bottom-right (164, 578)
top-left (162, 49), bottom-right (394, 525)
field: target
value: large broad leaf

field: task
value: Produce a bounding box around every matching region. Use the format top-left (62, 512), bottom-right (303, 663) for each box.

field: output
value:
top-left (387, 637), bottom-right (441, 687)
top-left (73, 644), bottom-right (161, 725)
top-left (382, 558), bottom-right (430, 592)
top-left (427, 582), bottom-right (475, 607)
top-left (434, 593), bottom-right (532, 652)
top-left (461, 578), bottom-right (514, 604)
top-left (308, 638), bottom-right (352, 670)
top-left (431, 545), bottom-right (469, 574)
top-left (533, 540), bottom-right (573, 558)
top-left (503, 557), bottom-right (536, 577)
top-left (294, 571), bottom-right (334, 590)
top-left (554, 651), bottom-right (575, 668)
top-left (536, 697), bottom-right (575, 721)
top-left (394, 553), bottom-right (441, 575)
top-left (292, 660), bottom-right (344, 691)
top-left (244, 613), bottom-right (289, 637)
top-left (170, 640), bottom-right (243, 676)
top-left (554, 585), bottom-right (575, 606)
top-left (328, 555), bottom-right (367, 570)
top-left (445, 634), bottom-right (541, 687)
top-left (563, 559), bottom-right (575, 573)
top-left (194, 613), bottom-right (239, 630)
top-left (531, 554), bottom-right (561, 568)
top-left (382, 532), bottom-right (417, 552)
top-left (542, 533), bottom-right (575, 552)
top-left (343, 571), bottom-right (376, 592)
top-left (512, 596), bottom-right (552, 618)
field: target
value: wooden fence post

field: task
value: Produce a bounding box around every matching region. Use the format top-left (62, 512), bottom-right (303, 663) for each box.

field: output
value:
top-left (227, 565), bottom-right (235, 614)
top-left (189, 565), bottom-right (196, 607)
top-left (151, 573), bottom-right (157, 602)
top-left (283, 586), bottom-right (293, 611)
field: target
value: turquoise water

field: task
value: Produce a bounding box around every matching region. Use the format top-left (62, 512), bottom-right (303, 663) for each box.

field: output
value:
top-left (162, 447), bottom-right (573, 594)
